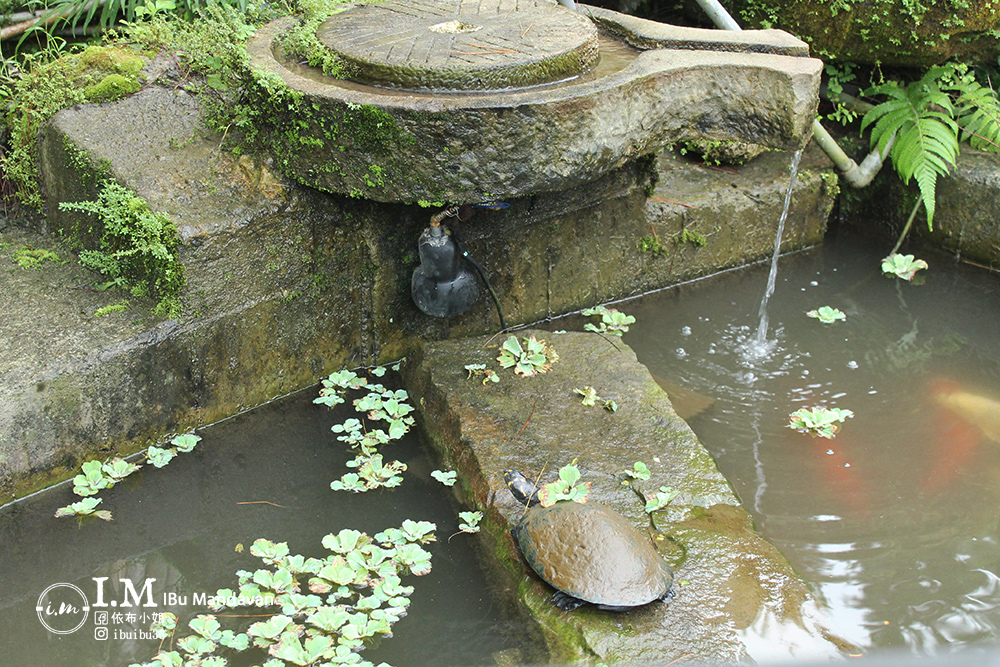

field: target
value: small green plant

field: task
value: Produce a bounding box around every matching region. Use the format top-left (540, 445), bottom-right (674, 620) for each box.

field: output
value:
top-left (464, 363), bottom-right (499, 384)
top-left (496, 335), bottom-right (558, 377)
top-left (573, 386), bottom-right (618, 412)
top-left (787, 407), bottom-right (855, 439)
top-left (59, 181), bottom-right (186, 317)
top-left (71, 460), bottom-right (114, 497)
top-left (807, 306), bottom-right (847, 323)
top-left (93, 301), bottom-right (129, 317)
top-left (881, 253), bottom-right (929, 280)
top-left (583, 305), bottom-right (635, 337)
top-left (574, 386), bottom-right (599, 406)
top-left (430, 469), bottom-right (457, 486)
top-left (13, 246), bottom-right (62, 269)
top-left (644, 486), bottom-right (679, 513)
top-left (458, 511), bottom-right (482, 534)
top-left (622, 461), bottom-right (651, 481)
top-left (537, 464), bottom-right (591, 507)
top-left (680, 229), bottom-right (707, 248)
top-left (638, 234), bottom-right (666, 257)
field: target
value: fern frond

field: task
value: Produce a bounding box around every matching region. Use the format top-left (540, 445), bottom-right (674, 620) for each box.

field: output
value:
top-left (861, 74), bottom-right (960, 230)
top-left (955, 80), bottom-right (1000, 153)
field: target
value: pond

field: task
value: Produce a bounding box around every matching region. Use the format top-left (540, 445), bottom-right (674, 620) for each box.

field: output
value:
top-left (622, 227), bottom-right (1000, 656)
top-left (0, 383), bottom-right (526, 666)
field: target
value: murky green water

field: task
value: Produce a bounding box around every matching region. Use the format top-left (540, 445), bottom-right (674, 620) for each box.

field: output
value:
top-left (622, 229), bottom-right (1000, 656)
top-left (0, 386), bottom-right (522, 667)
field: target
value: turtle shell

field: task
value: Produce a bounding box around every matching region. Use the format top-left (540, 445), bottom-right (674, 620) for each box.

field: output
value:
top-left (512, 500), bottom-right (673, 609)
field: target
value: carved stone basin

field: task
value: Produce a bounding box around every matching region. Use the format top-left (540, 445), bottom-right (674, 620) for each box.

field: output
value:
top-left (245, 0), bottom-right (822, 203)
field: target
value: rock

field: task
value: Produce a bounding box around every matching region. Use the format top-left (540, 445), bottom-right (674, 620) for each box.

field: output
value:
top-left (403, 329), bottom-right (850, 663)
top-left (722, 0), bottom-right (1000, 66)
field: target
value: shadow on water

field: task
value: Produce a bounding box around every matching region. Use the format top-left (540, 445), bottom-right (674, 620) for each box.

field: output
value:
top-left (620, 228), bottom-right (1000, 655)
top-left (0, 386), bottom-right (527, 667)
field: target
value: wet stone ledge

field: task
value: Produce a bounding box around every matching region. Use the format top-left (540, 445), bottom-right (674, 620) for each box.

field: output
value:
top-left (403, 330), bottom-right (851, 663)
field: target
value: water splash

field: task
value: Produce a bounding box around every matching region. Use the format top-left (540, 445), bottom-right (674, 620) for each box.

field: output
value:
top-left (744, 149), bottom-right (803, 360)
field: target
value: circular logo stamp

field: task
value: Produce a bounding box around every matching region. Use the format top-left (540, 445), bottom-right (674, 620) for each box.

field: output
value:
top-left (36, 583), bottom-right (90, 634)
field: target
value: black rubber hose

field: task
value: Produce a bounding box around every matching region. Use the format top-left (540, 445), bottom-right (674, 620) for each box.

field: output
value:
top-left (457, 243), bottom-right (508, 332)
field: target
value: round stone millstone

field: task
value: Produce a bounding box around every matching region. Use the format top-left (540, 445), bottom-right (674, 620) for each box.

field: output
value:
top-left (317, 0), bottom-right (600, 91)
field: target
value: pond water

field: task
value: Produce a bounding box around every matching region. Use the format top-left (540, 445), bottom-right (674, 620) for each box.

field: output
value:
top-left (622, 228), bottom-right (1000, 657)
top-left (0, 385), bottom-right (524, 667)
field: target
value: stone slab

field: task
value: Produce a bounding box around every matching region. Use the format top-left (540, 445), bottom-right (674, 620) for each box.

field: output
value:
top-left (247, 6), bottom-right (821, 202)
top-left (402, 330), bottom-right (850, 663)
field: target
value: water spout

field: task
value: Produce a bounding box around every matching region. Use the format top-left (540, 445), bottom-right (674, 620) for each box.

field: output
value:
top-left (745, 149), bottom-right (803, 359)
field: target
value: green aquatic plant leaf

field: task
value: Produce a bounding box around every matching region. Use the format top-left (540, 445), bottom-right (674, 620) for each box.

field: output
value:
top-left (250, 538), bottom-right (290, 565)
top-left (72, 459), bottom-right (113, 497)
top-left (459, 511), bottom-right (483, 533)
top-left (497, 335), bottom-right (557, 376)
top-left (583, 305), bottom-right (636, 336)
top-left (806, 306), bottom-right (847, 324)
top-left (644, 486), bottom-right (679, 513)
top-left (537, 464), bottom-right (591, 507)
top-left (101, 457), bottom-right (141, 483)
top-left (170, 432), bottom-right (201, 453)
top-left (430, 469), bottom-right (457, 486)
top-left (54, 496), bottom-right (113, 521)
top-left (788, 406), bottom-right (855, 438)
top-left (881, 253), bottom-right (929, 280)
top-left (623, 461), bottom-right (651, 481)
top-left (145, 445), bottom-right (176, 468)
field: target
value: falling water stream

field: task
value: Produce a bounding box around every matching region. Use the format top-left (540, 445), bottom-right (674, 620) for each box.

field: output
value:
top-left (748, 149), bottom-right (803, 359)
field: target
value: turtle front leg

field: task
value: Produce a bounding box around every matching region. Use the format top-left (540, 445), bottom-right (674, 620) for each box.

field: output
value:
top-left (552, 590), bottom-right (586, 612)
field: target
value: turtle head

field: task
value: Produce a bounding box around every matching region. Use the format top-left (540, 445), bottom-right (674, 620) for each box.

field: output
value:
top-left (504, 469), bottom-right (541, 507)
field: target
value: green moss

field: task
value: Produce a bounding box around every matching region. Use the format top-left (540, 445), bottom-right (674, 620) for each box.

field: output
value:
top-left (2, 45), bottom-right (147, 210)
top-left (84, 73), bottom-right (142, 102)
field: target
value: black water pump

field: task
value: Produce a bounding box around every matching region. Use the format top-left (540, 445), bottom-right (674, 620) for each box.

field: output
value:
top-left (410, 216), bottom-right (480, 318)
top-left (410, 205), bottom-right (507, 329)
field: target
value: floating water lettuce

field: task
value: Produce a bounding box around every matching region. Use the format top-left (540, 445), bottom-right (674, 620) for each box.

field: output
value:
top-left (537, 464), bottom-right (591, 507)
top-left (881, 253), bottom-right (928, 280)
top-left (431, 469), bottom-right (457, 486)
top-left (497, 335), bottom-right (558, 376)
top-left (806, 306), bottom-right (846, 324)
top-left (133, 522), bottom-right (434, 667)
top-left (622, 461), bottom-right (651, 481)
top-left (459, 511), bottom-right (483, 533)
top-left (644, 486), bottom-right (679, 513)
top-left (787, 406), bottom-right (855, 438)
top-left (583, 305), bottom-right (636, 336)
top-left (54, 496), bottom-right (114, 521)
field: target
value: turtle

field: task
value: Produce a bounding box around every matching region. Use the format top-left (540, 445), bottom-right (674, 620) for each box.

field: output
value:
top-left (504, 469), bottom-right (674, 612)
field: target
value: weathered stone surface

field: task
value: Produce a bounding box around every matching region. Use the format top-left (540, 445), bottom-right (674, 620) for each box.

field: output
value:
top-left (722, 0), bottom-right (1000, 66)
top-left (4, 83), bottom-right (833, 500)
top-left (318, 0), bottom-right (600, 90)
top-left (841, 145), bottom-right (1000, 270)
top-left (402, 330), bottom-right (848, 663)
top-left (247, 5), bottom-right (821, 202)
